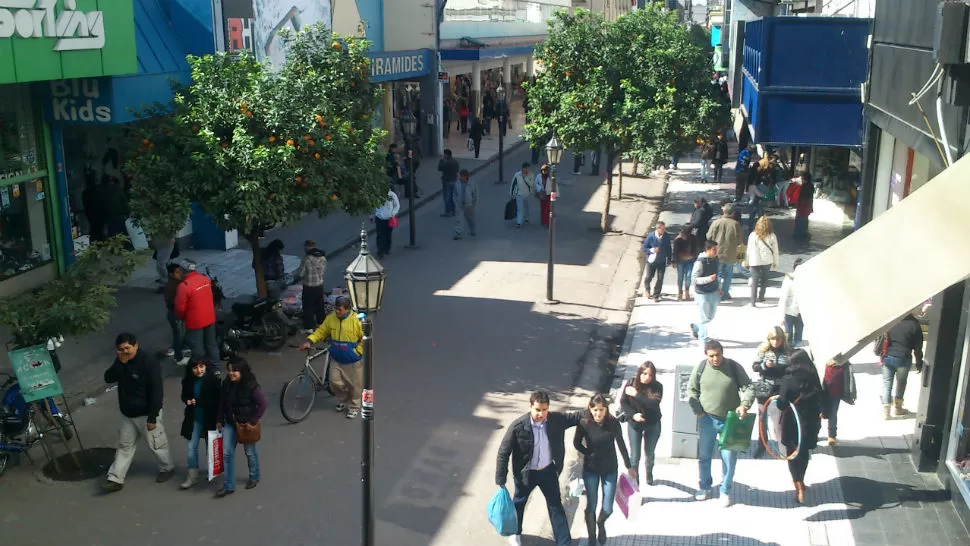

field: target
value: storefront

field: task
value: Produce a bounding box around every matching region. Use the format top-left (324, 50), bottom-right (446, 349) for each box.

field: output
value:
top-left (367, 49), bottom-right (435, 153)
top-left (946, 318), bottom-right (970, 508)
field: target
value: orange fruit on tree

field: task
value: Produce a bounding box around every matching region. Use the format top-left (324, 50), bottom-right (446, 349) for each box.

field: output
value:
top-left (308, 139), bottom-right (316, 146)
top-left (286, 138), bottom-right (295, 146)
top-left (331, 194), bottom-right (338, 200)
top-left (314, 152), bottom-right (321, 159)
top-left (304, 134), bottom-right (312, 141)
top-left (325, 135), bottom-right (332, 141)
top-left (332, 41), bottom-right (341, 50)
top-left (269, 136), bottom-right (277, 143)
top-left (315, 114), bottom-right (324, 124)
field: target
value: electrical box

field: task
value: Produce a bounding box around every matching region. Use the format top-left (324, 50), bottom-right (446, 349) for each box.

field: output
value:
top-left (934, 1), bottom-right (970, 64)
top-left (671, 364), bottom-right (700, 459)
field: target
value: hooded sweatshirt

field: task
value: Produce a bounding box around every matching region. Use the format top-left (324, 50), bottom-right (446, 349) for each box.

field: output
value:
top-left (299, 248), bottom-right (327, 288)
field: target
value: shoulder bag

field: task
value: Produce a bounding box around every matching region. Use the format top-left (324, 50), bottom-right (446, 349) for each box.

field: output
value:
top-left (236, 421), bottom-right (262, 444)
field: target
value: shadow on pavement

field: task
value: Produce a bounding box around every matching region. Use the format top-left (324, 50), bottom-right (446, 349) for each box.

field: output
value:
top-left (804, 476), bottom-right (951, 523)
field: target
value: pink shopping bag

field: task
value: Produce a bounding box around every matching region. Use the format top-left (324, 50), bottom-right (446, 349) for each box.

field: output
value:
top-left (614, 472), bottom-right (641, 520)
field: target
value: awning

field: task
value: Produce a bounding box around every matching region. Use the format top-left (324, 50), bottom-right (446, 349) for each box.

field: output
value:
top-left (794, 153), bottom-right (970, 364)
top-left (439, 43), bottom-right (538, 62)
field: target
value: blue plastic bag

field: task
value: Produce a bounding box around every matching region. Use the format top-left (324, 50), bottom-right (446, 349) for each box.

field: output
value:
top-left (487, 486), bottom-right (517, 536)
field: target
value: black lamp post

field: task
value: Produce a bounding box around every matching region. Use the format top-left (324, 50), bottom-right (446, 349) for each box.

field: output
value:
top-left (545, 133), bottom-right (563, 304)
top-left (399, 110), bottom-right (418, 247)
top-left (344, 228), bottom-right (387, 546)
top-left (495, 86), bottom-right (506, 184)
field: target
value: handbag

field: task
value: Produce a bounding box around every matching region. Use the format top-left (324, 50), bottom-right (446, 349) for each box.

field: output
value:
top-left (235, 421), bottom-right (262, 444)
top-left (753, 379), bottom-right (775, 400)
top-left (841, 363), bottom-right (857, 405)
top-left (504, 198), bottom-right (517, 220)
top-left (388, 216), bottom-right (399, 228)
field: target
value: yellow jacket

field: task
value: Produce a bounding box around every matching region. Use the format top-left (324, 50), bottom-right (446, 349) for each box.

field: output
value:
top-left (307, 312), bottom-right (363, 364)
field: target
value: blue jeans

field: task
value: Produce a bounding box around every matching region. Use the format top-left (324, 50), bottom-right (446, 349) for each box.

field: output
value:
top-left (166, 310), bottom-right (184, 356)
top-left (185, 324), bottom-right (220, 368)
top-left (700, 160), bottom-right (711, 180)
top-left (677, 261), bottom-right (694, 294)
top-left (881, 355), bottom-right (911, 404)
top-left (784, 314), bottom-right (803, 345)
top-left (222, 424), bottom-right (260, 492)
top-left (187, 420), bottom-right (204, 469)
top-left (515, 195), bottom-right (531, 225)
top-left (442, 181), bottom-right (456, 215)
top-left (692, 291), bottom-right (720, 343)
top-left (582, 471), bottom-right (618, 518)
top-left (698, 414), bottom-right (739, 495)
top-left (793, 216), bottom-right (809, 239)
top-left (628, 421), bottom-right (661, 477)
top-left (717, 262), bottom-right (735, 297)
top-left (746, 200), bottom-right (763, 232)
top-left (827, 396), bottom-right (841, 438)
top-left (512, 465), bottom-right (571, 545)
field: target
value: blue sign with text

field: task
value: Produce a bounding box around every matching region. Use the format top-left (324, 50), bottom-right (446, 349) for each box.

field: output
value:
top-left (366, 49), bottom-right (432, 83)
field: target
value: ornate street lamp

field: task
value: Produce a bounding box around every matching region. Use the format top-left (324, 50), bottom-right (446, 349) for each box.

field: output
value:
top-left (399, 110), bottom-right (419, 247)
top-left (344, 228), bottom-right (387, 546)
top-left (496, 86), bottom-right (507, 185)
top-left (545, 132), bottom-right (563, 304)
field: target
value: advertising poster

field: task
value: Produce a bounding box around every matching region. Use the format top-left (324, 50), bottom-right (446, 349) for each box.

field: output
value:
top-left (252, 0), bottom-right (333, 67)
top-left (9, 344), bottom-right (64, 403)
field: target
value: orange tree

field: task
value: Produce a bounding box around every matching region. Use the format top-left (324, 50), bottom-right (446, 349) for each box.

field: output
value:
top-left (125, 23), bottom-right (387, 296)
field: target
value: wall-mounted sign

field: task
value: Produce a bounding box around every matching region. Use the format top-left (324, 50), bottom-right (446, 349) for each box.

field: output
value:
top-left (366, 49), bottom-right (432, 83)
top-left (46, 78), bottom-right (113, 123)
top-left (0, 0), bottom-right (105, 51)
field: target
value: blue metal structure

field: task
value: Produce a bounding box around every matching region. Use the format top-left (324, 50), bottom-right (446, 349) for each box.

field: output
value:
top-left (740, 17), bottom-right (870, 147)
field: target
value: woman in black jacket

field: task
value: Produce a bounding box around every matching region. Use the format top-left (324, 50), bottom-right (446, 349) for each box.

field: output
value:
top-left (574, 393), bottom-right (635, 545)
top-left (215, 359), bottom-right (267, 497)
top-left (777, 349), bottom-right (823, 504)
top-left (179, 357), bottom-right (222, 489)
top-left (619, 361), bottom-right (663, 485)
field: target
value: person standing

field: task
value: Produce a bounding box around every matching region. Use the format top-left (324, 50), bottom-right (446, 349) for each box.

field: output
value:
top-left (690, 198), bottom-right (714, 247)
top-left (298, 240), bottom-right (327, 332)
top-left (164, 263), bottom-right (189, 366)
top-left (215, 359), bottom-right (266, 497)
top-left (744, 216), bottom-right (780, 307)
top-left (178, 357), bottom-right (221, 489)
top-left (881, 313), bottom-right (924, 419)
top-left (687, 339), bottom-right (755, 506)
top-left (174, 259), bottom-right (220, 370)
top-left (750, 326), bottom-right (792, 458)
top-left (734, 145), bottom-right (754, 202)
top-left (482, 91), bottom-right (495, 136)
top-left (712, 133), bottom-right (730, 182)
top-left (700, 139), bottom-right (715, 182)
top-left (298, 296), bottom-right (364, 418)
top-left (673, 225), bottom-right (698, 301)
top-left (510, 163), bottom-right (533, 228)
top-left (495, 390), bottom-right (582, 546)
top-left (259, 239), bottom-right (286, 300)
top-left (373, 189), bottom-right (401, 259)
top-left (641, 221), bottom-right (673, 302)
top-left (458, 99), bottom-right (470, 134)
top-left (453, 169), bottom-right (479, 239)
top-left (777, 349), bottom-right (823, 504)
top-left (690, 241), bottom-right (722, 344)
top-left (534, 164), bottom-right (552, 228)
top-left (707, 203), bottom-right (742, 301)
top-left (469, 116), bottom-right (484, 159)
top-left (793, 172), bottom-right (815, 240)
top-left (822, 359), bottom-right (847, 446)
top-left (573, 393), bottom-right (635, 545)
top-left (620, 361), bottom-right (663, 486)
top-left (778, 258), bottom-right (804, 345)
top-left (438, 149), bottom-right (460, 217)
top-left (102, 333), bottom-right (175, 492)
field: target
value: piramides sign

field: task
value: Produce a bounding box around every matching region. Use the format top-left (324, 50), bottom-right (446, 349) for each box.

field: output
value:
top-left (0, 0), bottom-right (105, 52)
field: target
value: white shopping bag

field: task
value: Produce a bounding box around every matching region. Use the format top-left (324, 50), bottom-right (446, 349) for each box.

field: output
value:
top-left (567, 478), bottom-right (585, 498)
top-left (207, 430), bottom-right (224, 482)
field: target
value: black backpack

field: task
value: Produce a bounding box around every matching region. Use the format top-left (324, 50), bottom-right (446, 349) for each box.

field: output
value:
top-left (696, 358), bottom-right (743, 388)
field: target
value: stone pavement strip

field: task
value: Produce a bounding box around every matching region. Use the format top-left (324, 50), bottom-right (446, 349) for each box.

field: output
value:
top-left (595, 157), bottom-right (970, 546)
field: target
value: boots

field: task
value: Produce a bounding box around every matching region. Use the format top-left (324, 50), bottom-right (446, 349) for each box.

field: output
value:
top-left (882, 404), bottom-right (891, 420)
top-left (585, 513), bottom-right (597, 544)
top-left (793, 481), bottom-right (805, 504)
top-left (597, 512), bottom-right (609, 544)
top-left (677, 291), bottom-right (684, 301)
top-left (893, 398), bottom-right (911, 417)
top-left (179, 468), bottom-right (200, 490)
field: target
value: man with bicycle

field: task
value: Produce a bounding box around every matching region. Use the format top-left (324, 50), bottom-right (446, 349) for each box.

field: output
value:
top-left (298, 296), bottom-right (363, 419)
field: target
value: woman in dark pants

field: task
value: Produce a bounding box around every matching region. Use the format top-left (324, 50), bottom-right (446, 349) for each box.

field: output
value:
top-left (619, 361), bottom-right (663, 485)
top-left (469, 116), bottom-right (484, 159)
top-left (777, 349), bottom-right (823, 504)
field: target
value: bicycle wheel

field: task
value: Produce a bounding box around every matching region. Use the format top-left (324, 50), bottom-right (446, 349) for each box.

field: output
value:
top-left (280, 372), bottom-right (317, 423)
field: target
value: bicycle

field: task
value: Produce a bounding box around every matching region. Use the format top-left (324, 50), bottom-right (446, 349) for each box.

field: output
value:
top-left (279, 345), bottom-right (333, 423)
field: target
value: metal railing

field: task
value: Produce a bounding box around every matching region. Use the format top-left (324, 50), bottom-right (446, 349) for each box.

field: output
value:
top-left (443, 0), bottom-right (570, 24)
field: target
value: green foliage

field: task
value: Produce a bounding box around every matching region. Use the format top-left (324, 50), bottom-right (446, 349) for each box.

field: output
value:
top-left (125, 23), bottom-right (388, 295)
top-left (0, 237), bottom-right (141, 348)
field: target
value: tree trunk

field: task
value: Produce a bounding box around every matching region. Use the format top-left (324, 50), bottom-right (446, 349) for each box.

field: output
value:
top-left (632, 157), bottom-right (639, 176)
top-left (617, 156), bottom-right (623, 200)
top-left (601, 151), bottom-right (616, 233)
top-left (249, 233), bottom-right (268, 298)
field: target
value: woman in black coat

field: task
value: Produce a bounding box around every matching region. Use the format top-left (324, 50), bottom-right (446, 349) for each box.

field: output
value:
top-left (777, 349), bottom-right (823, 504)
top-left (179, 357), bottom-right (222, 490)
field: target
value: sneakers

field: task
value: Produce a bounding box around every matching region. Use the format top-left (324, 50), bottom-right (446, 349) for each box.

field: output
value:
top-left (165, 348), bottom-right (176, 358)
top-left (827, 437), bottom-right (837, 446)
top-left (101, 480), bottom-right (124, 493)
top-left (717, 494), bottom-right (732, 507)
top-left (694, 489), bottom-right (710, 501)
top-left (507, 536), bottom-right (522, 546)
top-left (156, 469), bottom-right (175, 483)
top-left (346, 409), bottom-right (359, 419)
top-left (176, 357), bottom-right (190, 367)
top-left (335, 403), bottom-right (347, 413)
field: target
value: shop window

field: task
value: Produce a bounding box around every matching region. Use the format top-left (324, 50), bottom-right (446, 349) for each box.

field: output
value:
top-left (948, 357), bottom-right (970, 499)
top-left (0, 85), bottom-right (45, 178)
top-left (0, 179), bottom-right (53, 281)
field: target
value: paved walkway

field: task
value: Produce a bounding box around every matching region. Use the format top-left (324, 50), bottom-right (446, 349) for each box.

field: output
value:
top-left (598, 157), bottom-right (970, 546)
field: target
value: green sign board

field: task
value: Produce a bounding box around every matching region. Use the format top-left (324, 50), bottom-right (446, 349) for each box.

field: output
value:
top-left (0, 0), bottom-right (138, 84)
top-left (9, 344), bottom-right (63, 402)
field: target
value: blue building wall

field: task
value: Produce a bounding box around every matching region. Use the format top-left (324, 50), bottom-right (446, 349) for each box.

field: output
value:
top-left (158, 0), bottom-right (217, 56)
top-left (356, 0), bottom-right (384, 51)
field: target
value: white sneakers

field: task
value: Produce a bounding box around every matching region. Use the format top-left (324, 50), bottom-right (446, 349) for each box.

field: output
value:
top-left (694, 489), bottom-right (710, 501)
top-left (507, 535), bottom-right (522, 546)
top-left (717, 494), bottom-right (732, 507)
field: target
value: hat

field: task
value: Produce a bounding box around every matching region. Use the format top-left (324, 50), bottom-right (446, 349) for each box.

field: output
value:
top-left (721, 203), bottom-right (734, 215)
top-left (179, 258), bottom-right (197, 272)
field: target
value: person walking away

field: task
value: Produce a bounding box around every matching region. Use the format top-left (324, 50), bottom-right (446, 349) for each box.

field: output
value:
top-left (82, 176), bottom-right (105, 242)
top-left (386, 143), bottom-right (402, 185)
top-left (641, 221), bottom-right (673, 302)
top-left (881, 313), bottom-right (924, 419)
top-left (620, 361), bottom-right (663, 486)
top-left (690, 198), bottom-right (713, 247)
top-left (744, 216), bottom-right (780, 307)
top-left (777, 349), bottom-right (823, 504)
top-left (687, 339), bottom-right (755, 506)
top-left (458, 99), bottom-right (470, 134)
top-left (510, 163), bottom-right (533, 227)
top-left (673, 225), bottom-right (697, 301)
top-left (259, 239), bottom-right (286, 300)
top-left (496, 94), bottom-right (511, 137)
top-left (469, 116), bottom-right (484, 159)
top-left (792, 171), bottom-right (814, 240)
top-left (822, 359), bottom-right (847, 446)
top-left (734, 145), bottom-right (754, 202)
top-left (574, 393), bottom-right (635, 545)
top-left (298, 296), bottom-right (364, 418)
top-left (706, 203), bottom-right (742, 300)
top-left (99, 179), bottom-right (130, 238)
top-left (164, 263), bottom-right (189, 365)
top-left (689, 241), bottom-right (721, 344)
top-left (482, 91), bottom-right (495, 136)
top-left (700, 139), bottom-right (715, 182)
top-left (745, 178), bottom-right (767, 233)
top-left (298, 240), bottom-right (327, 332)
top-left (373, 190), bottom-right (401, 259)
top-left (179, 357), bottom-right (221, 489)
top-left (778, 258), bottom-right (804, 344)
top-left (751, 326), bottom-right (792, 458)
top-left (453, 169), bottom-right (479, 239)
top-left (438, 149), bottom-right (460, 217)
top-left (215, 358), bottom-right (266, 497)
top-left (174, 259), bottom-right (220, 370)
top-left (495, 390), bottom-right (582, 546)
top-left (102, 333), bottom-right (175, 492)
top-left (534, 164), bottom-right (552, 228)
top-left (712, 133), bottom-right (729, 182)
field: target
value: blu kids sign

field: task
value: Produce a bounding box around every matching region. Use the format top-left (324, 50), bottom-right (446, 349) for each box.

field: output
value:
top-left (48, 78), bottom-right (112, 123)
top-left (366, 49), bottom-right (432, 83)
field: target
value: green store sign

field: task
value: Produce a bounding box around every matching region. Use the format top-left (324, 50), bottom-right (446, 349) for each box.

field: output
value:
top-left (0, 0), bottom-right (137, 84)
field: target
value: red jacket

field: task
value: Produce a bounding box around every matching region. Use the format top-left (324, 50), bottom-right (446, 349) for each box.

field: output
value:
top-left (174, 271), bottom-right (216, 329)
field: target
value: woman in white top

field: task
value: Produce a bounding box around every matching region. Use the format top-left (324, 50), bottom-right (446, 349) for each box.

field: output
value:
top-left (778, 258), bottom-right (804, 344)
top-left (373, 190), bottom-right (401, 259)
top-left (745, 215), bottom-right (780, 307)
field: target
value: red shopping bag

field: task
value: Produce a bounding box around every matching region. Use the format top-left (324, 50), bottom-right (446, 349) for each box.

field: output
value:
top-left (786, 183), bottom-right (801, 205)
top-left (614, 472), bottom-right (641, 520)
top-left (207, 430), bottom-right (224, 482)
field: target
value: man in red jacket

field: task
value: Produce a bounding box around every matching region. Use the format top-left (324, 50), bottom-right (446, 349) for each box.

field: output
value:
top-left (174, 260), bottom-right (220, 370)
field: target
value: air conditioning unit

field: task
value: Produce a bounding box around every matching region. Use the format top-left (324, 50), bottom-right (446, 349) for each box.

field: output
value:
top-left (935, 1), bottom-right (970, 64)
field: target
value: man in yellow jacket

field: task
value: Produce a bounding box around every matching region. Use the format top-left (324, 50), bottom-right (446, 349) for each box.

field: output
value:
top-left (298, 296), bottom-right (364, 418)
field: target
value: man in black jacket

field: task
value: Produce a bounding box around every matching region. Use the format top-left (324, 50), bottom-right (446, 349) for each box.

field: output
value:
top-left (882, 313), bottom-right (925, 419)
top-left (495, 390), bottom-right (582, 546)
top-left (102, 333), bottom-right (174, 492)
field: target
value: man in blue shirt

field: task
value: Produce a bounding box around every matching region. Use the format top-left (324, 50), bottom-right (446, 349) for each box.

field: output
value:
top-left (641, 221), bottom-right (673, 302)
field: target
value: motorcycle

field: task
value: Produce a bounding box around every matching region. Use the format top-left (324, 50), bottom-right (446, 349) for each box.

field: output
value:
top-left (208, 269), bottom-right (290, 358)
top-left (0, 372), bottom-right (71, 478)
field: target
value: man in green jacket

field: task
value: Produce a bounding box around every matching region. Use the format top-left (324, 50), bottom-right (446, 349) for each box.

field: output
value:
top-left (687, 339), bottom-right (755, 506)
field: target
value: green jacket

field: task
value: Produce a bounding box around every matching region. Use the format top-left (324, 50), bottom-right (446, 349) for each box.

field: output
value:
top-left (687, 358), bottom-right (755, 420)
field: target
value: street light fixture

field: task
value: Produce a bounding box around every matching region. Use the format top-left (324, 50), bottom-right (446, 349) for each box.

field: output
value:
top-left (399, 110), bottom-right (419, 247)
top-left (545, 133), bottom-right (563, 304)
top-left (344, 227), bottom-right (387, 546)
top-left (496, 86), bottom-right (507, 184)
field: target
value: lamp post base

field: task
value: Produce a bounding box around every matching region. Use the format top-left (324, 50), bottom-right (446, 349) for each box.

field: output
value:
top-left (544, 299), bottom-right (560, 305)
top-left (405, 244), bottom-right (421, 250)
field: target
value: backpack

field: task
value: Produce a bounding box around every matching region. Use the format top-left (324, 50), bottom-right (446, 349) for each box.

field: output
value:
top-left (842, 363), bottom-right (857, 405)
top-left (696, 358), bottom-right (743, 389)
top-left (873, 332), bottom-right (889, 357)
